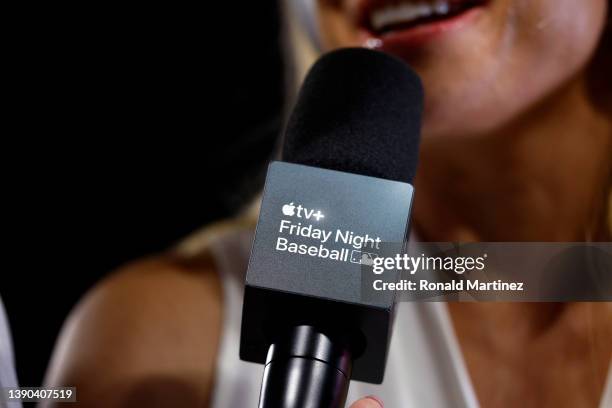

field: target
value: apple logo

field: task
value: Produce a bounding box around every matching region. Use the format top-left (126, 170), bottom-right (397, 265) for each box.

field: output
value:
top-left (282, 202), bottom-right (296, 217)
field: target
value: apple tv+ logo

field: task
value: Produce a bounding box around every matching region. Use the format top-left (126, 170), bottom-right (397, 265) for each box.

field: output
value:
top-left (282, 203), bottom-right (325, 221)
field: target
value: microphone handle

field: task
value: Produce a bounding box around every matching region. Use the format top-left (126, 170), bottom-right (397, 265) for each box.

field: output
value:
top-left (258, 325), bottom-right (352, 408)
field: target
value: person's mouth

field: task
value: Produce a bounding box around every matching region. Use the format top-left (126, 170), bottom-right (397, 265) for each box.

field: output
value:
top-left (353, 0), bottom-right (489, 49)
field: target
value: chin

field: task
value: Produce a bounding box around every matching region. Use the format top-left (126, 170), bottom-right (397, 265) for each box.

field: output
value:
top-left (316, 0), bottom-right (608, 139)
top-left (408, 62), bottom-right (518, 139)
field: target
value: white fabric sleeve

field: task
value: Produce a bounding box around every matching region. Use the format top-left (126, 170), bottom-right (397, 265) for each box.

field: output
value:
top-left (0, 297), bottom-right (22, 408)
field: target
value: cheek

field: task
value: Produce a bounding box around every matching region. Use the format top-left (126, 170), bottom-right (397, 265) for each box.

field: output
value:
top-left (501, 0), bottom-right (607, 115)
top-left (511, 0), bottom-right (606, 67)
top-left (424, 0), bottom-right (607, 138)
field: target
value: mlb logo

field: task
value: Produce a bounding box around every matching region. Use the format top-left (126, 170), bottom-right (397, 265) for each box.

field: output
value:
top-left (350, 250), bottom-right (378, 266)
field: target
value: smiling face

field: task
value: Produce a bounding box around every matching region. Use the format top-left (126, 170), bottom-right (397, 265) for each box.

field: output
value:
top-left (314, 0), bottom-right (608, 138)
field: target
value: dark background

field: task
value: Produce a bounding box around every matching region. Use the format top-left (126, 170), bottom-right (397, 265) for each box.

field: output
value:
top-left (4, 2), bottom-right (285, 386)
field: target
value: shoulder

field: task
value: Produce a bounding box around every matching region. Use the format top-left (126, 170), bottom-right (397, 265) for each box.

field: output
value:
top-left (43, 252), bottom-right (223, 407)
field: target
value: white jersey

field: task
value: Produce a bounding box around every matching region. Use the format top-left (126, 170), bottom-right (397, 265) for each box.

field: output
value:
top-left (0, 296), bottom-right (22, 408)
top-left (175, 222), bottom-right (612, 408)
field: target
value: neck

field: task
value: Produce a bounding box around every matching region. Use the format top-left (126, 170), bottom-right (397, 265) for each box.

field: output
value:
top-left (413, 74), bottom-right (612, 242)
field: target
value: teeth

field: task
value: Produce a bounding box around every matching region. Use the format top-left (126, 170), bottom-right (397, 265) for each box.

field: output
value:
top-left (371, 1), bottom-right (452, 31)
top-left (434, 0), bottom-right (450, 14)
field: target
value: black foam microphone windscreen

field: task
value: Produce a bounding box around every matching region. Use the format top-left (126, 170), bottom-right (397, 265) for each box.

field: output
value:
top-left (282, 47), bottom-right (423, 183)
top-left (240, 48), bottom-right (423, 407)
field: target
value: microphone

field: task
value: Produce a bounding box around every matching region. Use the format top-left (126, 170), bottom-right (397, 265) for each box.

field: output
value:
top-left (240, 48), bottom-right (423, 407)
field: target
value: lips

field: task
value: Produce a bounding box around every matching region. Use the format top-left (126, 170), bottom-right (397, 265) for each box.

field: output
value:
top-left (353, 0), bottom-right (488, 46)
